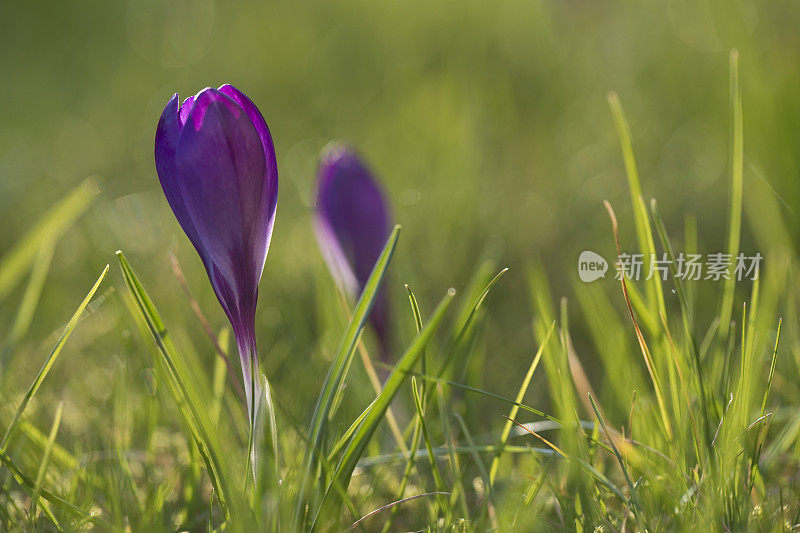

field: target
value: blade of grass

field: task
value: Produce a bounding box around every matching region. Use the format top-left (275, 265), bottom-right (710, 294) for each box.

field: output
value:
top-left (367, 367), bottom-right (557, 423)
top-left (659, 311), bottom-right (705, 469)
top-left (2, 238), bottom-right (55, 373)
top-left (405, 284), bottom-right (425, 396)
top-left (411, 377), bottom-right (447, 514)
top-left (747, 318), bottom-right (782, 494)
top-left (116, 251), bottom-right (236, 518)
top-left (504, 417), bottom-right (629, 504)
top-left (327, 396), bottom-right (380, 464)
top-left (588, 394), bottom-right (649, 532)
top-left (435, 268), bottom-right (508, 380)
top-left (437, 383), bottom-right (468, 522)
top-left (604, 201), bottom-right (673, 440)
top-left (718, 49), bottom-right (744, 349)
top-left (396, 267), bottom-right (507, 466)
top-left (758, 318), bottom-right (782, 417)
top-left (380, 284), bottom-right (428, 533)
top-left (489, 321), bottom-right (554, 487)
top-left (332, 285), bottom-right (408, 454)
top-left (16, 420), bottom-right (78, 471)
top-left (574, 282), bottom-right (647, 416)
top-left (0, 178), bottom-right (98, 301)
top-left (1, 264), bottom-right (108, 448)
top-left (29, 401), bottom-right (63, 525)
top-left (450, 260), bottom-right (497, 341)
top-left (294, 225), bottom-right (401, 529)
top-left (114, 445), bottom-right (144, 516)
top-left (528, 265), bottom-right (581, 455)
top-left (607, 92), bottom-right (666, 320)
top-left (349, 492), bottom-right (449, 530)
top-left (210, 331), bottom-right (229, 426)
top-left (623, 279), bottom-right (658, 337)
top-left (253, 373), bottom-right (281, 529)
top-left (0, 448), bottom-right (98, 524)
top-left (454, 412), bottom-right (497, 528)
top-left (357, 445), bottom-right (557, 469)
top-left (313, 288), bottom-right (456, 530)
top-left (650, 198), bottom-right (712, 443)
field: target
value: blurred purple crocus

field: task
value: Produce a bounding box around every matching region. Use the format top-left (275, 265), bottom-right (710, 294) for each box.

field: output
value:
top-left (155, 85), bottom-right (278, 424)
top-left (314, 144), bottom-right (392, 355)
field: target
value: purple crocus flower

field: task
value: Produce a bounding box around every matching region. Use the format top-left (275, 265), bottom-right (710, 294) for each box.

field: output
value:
top-left (314, 144), bottom-right (392, 355)
top-left (155, 85), bottom-right (278, 424)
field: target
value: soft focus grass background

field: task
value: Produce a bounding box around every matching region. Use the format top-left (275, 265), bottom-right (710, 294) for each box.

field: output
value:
top-left (1, 0), bottom-right (799, 530)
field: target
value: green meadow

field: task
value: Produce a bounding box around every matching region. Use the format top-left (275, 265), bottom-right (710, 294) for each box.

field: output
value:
top-left (1, 1), bottom-right (799, 531)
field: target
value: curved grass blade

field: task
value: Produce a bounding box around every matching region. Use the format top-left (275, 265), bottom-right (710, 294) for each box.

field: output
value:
top-left (434, 268), bottom-right (507, 384)
top-left (604, 201), bottom-right (673, 441)
top-left (331, 283), bottom-right (408, 453)
top-left (489, 322), bottom-right (555, 487)
top-left (607, 92), bottom-right (666, 321)
top-left (747, 318), bottom-right (783, 495)
top-left (405, 284), bottom-right (425, 394)
top-left (381, 370), bottom-right (556, 423)
top-left (410, 377), bottom-right (447, 518)
top-left (437, 384), bottom-right (468, 522)
top-left (29, 401), bottom-right (63, 526)
top-left (1, 264), bottom-right (108, 448)
top-left (717, 49), bottom-right (744, 348)
top-left (349, 492), bottom-right (448, 530)
top-left (504, 416), bottom-right (628, 505)
top-left (650, 198), bottom-right (712, 443)
top-left (449, 260), bottom-right (496, 338)
top-left (252, 373), bottom-right (281, 529)
top-left (0, 447), bottom-right (99, 524)
top-left (588, 393), bottom-right (649, 531)
top-left (294, 225), bottom-right (401, 530)
top-left (327, 397), bottom-right (379, 463)
top-left (116, 251), bottom-right (236, 518)
top-left (454, 412), bottom-right (496, 527)
top-left (1, 238), bottom-right (55, 375)
top-left (380, 284), bottom-right (427, 533)
top-left (0, 178), bottom-right (98, 302)
top-left (312, 288), bottom-right (456, 530)
top-left (16, 420), bottom-right (78, 471)
top-left (357, 444), bottom-right (556, 469)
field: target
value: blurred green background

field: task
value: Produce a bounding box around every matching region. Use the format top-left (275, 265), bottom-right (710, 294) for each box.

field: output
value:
top-left (1, 0), bottom-right (796, 447)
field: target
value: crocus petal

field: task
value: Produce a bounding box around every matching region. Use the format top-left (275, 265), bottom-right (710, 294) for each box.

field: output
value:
top-left (176, 88), bottom-right (268, 323)
top-left (217, 84), bottom-right (279, 274)
top-left (217, 85), bottom-right (277, 180)
top-left (316, 146), bottom-right (391, 287)
top-left (178, 95), bottom-right (195, 126)
top-left (155, 93), bottom-right (208, 264)
top-left (315, 145), bottom-right (392, 354)
top-left (314, 216), bottom-right (359, 296)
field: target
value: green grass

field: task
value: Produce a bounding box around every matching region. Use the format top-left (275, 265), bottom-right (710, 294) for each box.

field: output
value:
top-left (2, 3), bottom-right (800, 530)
